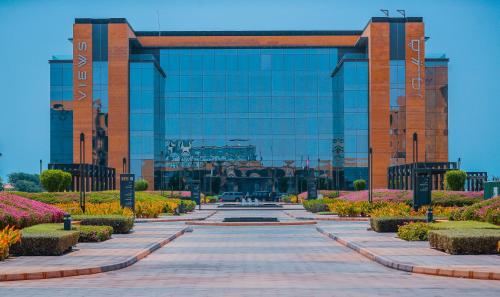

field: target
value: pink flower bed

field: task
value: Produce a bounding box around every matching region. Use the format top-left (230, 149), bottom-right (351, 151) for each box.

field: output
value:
top-left (0, 193), bottom-right (65, 229)
top-left (299, 189), bottom-right (483, 202)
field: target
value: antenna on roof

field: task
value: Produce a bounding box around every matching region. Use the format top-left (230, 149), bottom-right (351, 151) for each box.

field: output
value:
top-left (156, 10), bottom-right (161, 37)
top-left (396, 9), bottom-right (406, 17)
top-left (380, 9), bottom-right (389, 17)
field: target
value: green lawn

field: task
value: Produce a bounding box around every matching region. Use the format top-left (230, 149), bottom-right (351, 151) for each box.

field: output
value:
top-left (430, 221), bottom-right (500, 230)
top-left (21, 223), bottom-right (76, 236)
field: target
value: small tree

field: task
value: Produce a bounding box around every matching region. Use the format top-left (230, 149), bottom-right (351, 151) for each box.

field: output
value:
top-left (445, 170), bottom-right (467, 191)
top-left (353, 179), bottom-right (366, 191)
top-left (135, 179), bottom-right (148, 191)
top-left (40, 169), bottom-right (72, 192)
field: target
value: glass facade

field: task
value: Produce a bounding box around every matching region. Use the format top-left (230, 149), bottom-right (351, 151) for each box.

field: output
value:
top-left (50, 61), bottom-right (73, 163)
top-left (129, 57), bottom-right (165, 185)
top-left (332, 58), bottom-right (369, 188)
top-left (389, 60), bottom-right (407, 165)
top-left (158, 48), bottom-right (347, 191)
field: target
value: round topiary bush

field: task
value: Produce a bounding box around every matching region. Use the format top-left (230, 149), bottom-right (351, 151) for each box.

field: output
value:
top-left (353, 179), bottom-right (366, 191)
top-left (134, 179), bottom-right (148, 191)
top-left (444, 170), bottom-right (467, 191)
top-left (40, 170), bottom-right (72, 192)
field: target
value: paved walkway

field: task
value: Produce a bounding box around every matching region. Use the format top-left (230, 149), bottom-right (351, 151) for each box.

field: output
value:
top-left (1, 210), bottom-right (499, 296)
top-left (317, 220), bottom-right (500, 279)
top-left (0, 222), bottom-right (187, 281)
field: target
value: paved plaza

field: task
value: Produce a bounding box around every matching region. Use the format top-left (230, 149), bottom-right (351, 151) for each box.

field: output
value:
top-left (1, 209), bottom-right (499, 297)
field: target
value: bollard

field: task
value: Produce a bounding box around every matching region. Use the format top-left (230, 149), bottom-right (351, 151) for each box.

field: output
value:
top-left (63, 213), bottom-right (72, 230)
top-left (426, 207), bottom-right (433, 223)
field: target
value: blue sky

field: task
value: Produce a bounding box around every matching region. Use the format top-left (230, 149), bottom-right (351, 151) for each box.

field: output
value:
top-left (0, 0), bottom-right (499, 180)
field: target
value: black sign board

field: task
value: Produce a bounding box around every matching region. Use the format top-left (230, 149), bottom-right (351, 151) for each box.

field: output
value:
top-left (413, 173), bottom-right (431, 210)
top-left (307, 178), bottom-right (318, 200)
top-left (190, 180), bottom-right (201, 208)
top-left (120, 174), bottom-right (135, 211)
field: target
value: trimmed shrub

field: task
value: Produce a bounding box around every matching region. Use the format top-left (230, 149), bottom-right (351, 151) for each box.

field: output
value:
top-left (303, 199), bottom-right (332, 213)
top-left (397, 222), bottom-right (433, 241)
top-left (370, 217), bottom-right (427, 232)
top-left (135, 179), bottom-right (149, 191)
top-left (179, 200), bottom-right (196, 213)
top-left (428, 229), bottom-right (500, 254)
top-left (11, 224), bottom-right (79, 256)
top-left (75, 215), bottom-right (134, 234)
top-left (40, 170), bottom-right (72, 192)
top-left (444, 170), bottom-right (467, 191)
top-left (353, 179), bottom-right (366, 191)
top-left (78, 225), bottom-right (113, 242)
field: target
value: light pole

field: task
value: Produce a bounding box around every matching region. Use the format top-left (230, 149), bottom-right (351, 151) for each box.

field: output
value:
top-left (79, 133), bottom-right (86, 213)
top-left (39, 159), bottom-right (43, 176)
top-left (122, 157), bottom-right (127, 174)
top-left (368, 147), bottom-right (373, 204)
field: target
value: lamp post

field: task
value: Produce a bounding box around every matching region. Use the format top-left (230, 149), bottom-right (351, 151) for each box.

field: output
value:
top-left (368, 147), bottom-right (373, 203)
top-left (39, 159), bottom-right (43, 176)
top-left (122, 157), bottom-right (127, 174)
top-left (79, 133), bottom-right (86, 213)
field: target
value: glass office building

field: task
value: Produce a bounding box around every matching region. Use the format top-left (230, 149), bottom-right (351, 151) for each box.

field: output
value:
top-left (50, 17), bottom-right (449, 192)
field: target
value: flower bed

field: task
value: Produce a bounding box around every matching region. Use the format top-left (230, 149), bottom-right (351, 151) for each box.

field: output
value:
top-left (0, 193), bottom-right (65, 229)
top-left (449, 196), bottom-right (500, 225)
top-left (0, 226), bottom-right (21, 261)
top-left (13, 190), bottom-right (173, 204)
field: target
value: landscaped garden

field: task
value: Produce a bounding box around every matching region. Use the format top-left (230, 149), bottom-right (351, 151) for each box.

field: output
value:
top-left (300, 171), bottom-right (500, 255)
top-left (0, 179), bottom-right (197, 261)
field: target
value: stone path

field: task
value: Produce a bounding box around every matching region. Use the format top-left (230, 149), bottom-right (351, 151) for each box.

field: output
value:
top-left (1, 210), bottom-right (499, 296)
top-left (317, 220), bottom-right (500, 279)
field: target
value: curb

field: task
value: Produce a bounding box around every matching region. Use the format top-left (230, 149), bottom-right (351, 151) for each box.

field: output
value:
top-left (135, 211), bottom-right (217, 223)
top-left (0, 227), bottom-right (189, 282)
top-left (316, 226), bottom-right (500, 281)
top-left (187, 220), bottom-right (317, 227)
top-left (284, 211), bottom-right (369, 222)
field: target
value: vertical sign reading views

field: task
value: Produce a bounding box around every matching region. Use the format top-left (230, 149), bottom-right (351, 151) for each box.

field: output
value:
top-left (76, 41), bottom-right (89, 100)
top-left (73, 24), bottom-right (93, 163)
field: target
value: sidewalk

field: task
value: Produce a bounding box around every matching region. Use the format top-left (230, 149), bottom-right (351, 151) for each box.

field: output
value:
top-left (0, 222), bottom-right (188, 281)
top-left (317, 221), bottom-right (500, 280)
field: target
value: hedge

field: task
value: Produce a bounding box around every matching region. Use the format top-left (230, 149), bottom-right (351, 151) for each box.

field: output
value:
top-left (78, 225), bottom-right (113, 242)
top-left (11, 224), bottom-right (79, 256)
top-left (134, 179), bottom-right (148, 191)
top-left (74, 215), bottom-right (134, 234)
top-left (303, 199), bottom-right (333, 213)
top-left (353, 179), bottom-right (366, 191)
top-left (370, 216), bottom-right (427, 232)
top-left (179, 200), bottom-right (196, 213)
top-left (428, 229), bottom-right (500, 254)
top-left (444, 170), bottom-right (467, 191)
